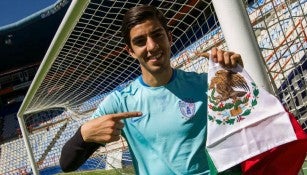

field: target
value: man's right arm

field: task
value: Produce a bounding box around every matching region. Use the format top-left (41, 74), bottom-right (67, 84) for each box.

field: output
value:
top-left (60, 111), bottom-right (142, 172)
top-left (60, 126), bottom-right (101, 172)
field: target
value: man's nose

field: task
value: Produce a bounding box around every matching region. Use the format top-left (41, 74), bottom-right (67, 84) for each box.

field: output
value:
top-left (146, 37), bottom-right (158, 51)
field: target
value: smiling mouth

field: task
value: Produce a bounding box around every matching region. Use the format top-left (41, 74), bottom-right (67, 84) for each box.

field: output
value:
top-left (148, 52), bottom-right (162, 61)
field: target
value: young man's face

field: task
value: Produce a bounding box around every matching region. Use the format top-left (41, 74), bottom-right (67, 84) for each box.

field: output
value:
top-left (127, 19), bottom-right (172, 75)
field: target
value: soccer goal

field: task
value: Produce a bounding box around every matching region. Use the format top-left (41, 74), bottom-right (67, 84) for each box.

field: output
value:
top-left (11, 0), bottom-right (306, 174)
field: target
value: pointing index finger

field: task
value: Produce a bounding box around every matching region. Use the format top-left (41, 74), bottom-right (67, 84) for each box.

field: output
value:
top-left (111, 112), bottom-right (143, 120)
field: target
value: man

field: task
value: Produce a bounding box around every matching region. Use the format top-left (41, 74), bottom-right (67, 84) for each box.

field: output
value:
top-left (60, 5), bottom-right (243, 174)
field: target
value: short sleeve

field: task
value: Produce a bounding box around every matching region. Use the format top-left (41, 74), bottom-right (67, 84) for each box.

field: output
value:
top-left (91, 91), bottom-right (122, 119)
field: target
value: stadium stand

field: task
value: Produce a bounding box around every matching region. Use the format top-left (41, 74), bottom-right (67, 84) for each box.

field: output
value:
top-left (0, 0), bottom-right (306, 174)
top-left (0, 0), bottom-right (71, 174)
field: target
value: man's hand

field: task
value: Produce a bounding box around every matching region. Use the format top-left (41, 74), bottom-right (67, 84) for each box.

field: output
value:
top-left (80, 112), bottom-right (142, 143)
top-left (195, 47), bottom-right (243, 68)
top-left (211, 47), bottom-right (243, 68)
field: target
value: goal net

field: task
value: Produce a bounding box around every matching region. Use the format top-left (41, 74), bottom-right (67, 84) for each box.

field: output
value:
top-left (7, 0), bottom-right (306, 174)
top-left (15, 0), bottom-right (219, 174)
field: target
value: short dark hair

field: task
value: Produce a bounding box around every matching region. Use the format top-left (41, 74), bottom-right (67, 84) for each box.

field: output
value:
top-left (121, 5), bottom-right (169, 48)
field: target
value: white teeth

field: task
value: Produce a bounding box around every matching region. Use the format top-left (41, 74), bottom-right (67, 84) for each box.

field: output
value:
top-left (151, 53), bottom-right (162, 59)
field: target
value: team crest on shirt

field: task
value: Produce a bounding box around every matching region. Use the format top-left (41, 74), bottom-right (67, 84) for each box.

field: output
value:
top-left (179, 98), bottom-right (195, 120)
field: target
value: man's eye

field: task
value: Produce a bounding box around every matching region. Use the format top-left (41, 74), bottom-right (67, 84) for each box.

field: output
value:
top-left (134, 39), bottom-right (146, 46)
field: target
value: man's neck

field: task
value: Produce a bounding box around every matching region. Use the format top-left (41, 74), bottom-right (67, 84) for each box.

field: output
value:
top-left (141, 68), bottom-right (173, 87)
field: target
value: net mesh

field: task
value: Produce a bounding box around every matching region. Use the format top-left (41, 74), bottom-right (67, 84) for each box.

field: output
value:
top-left (23, 0), bottom-right (216, 115)
top-left (247, 0), bottom-right (307, 129)
top-left (1, 0), bottom-right (306, 174)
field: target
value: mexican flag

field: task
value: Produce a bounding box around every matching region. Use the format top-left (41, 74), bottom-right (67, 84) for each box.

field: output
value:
top-left (206, 60), bottom-right (307, 174)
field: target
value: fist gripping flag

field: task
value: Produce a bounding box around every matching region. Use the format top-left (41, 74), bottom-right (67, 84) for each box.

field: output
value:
top-left (206, 59), bottom-right (307, 174)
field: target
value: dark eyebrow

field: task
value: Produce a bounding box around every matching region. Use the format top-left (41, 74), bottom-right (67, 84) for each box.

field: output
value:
top-left (151, 28), bottom-right (164, 35)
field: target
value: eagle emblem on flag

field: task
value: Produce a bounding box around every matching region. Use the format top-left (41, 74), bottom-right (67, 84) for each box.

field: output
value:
top-left (208, 69), bottom-right (259, 125)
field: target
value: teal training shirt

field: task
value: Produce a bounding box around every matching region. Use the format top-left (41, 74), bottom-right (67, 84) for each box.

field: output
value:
top-left (92, 69), bottom-right (210, 175)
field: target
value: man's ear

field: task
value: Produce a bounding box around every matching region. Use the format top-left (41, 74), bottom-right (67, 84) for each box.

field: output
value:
top-left (125, 45), bottom-right (137, 59)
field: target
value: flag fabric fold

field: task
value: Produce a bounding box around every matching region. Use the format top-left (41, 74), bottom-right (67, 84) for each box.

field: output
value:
top-left (241, 111), bottom-right (307, 175)
top-left (206, 59), bottom-right (307, 174)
